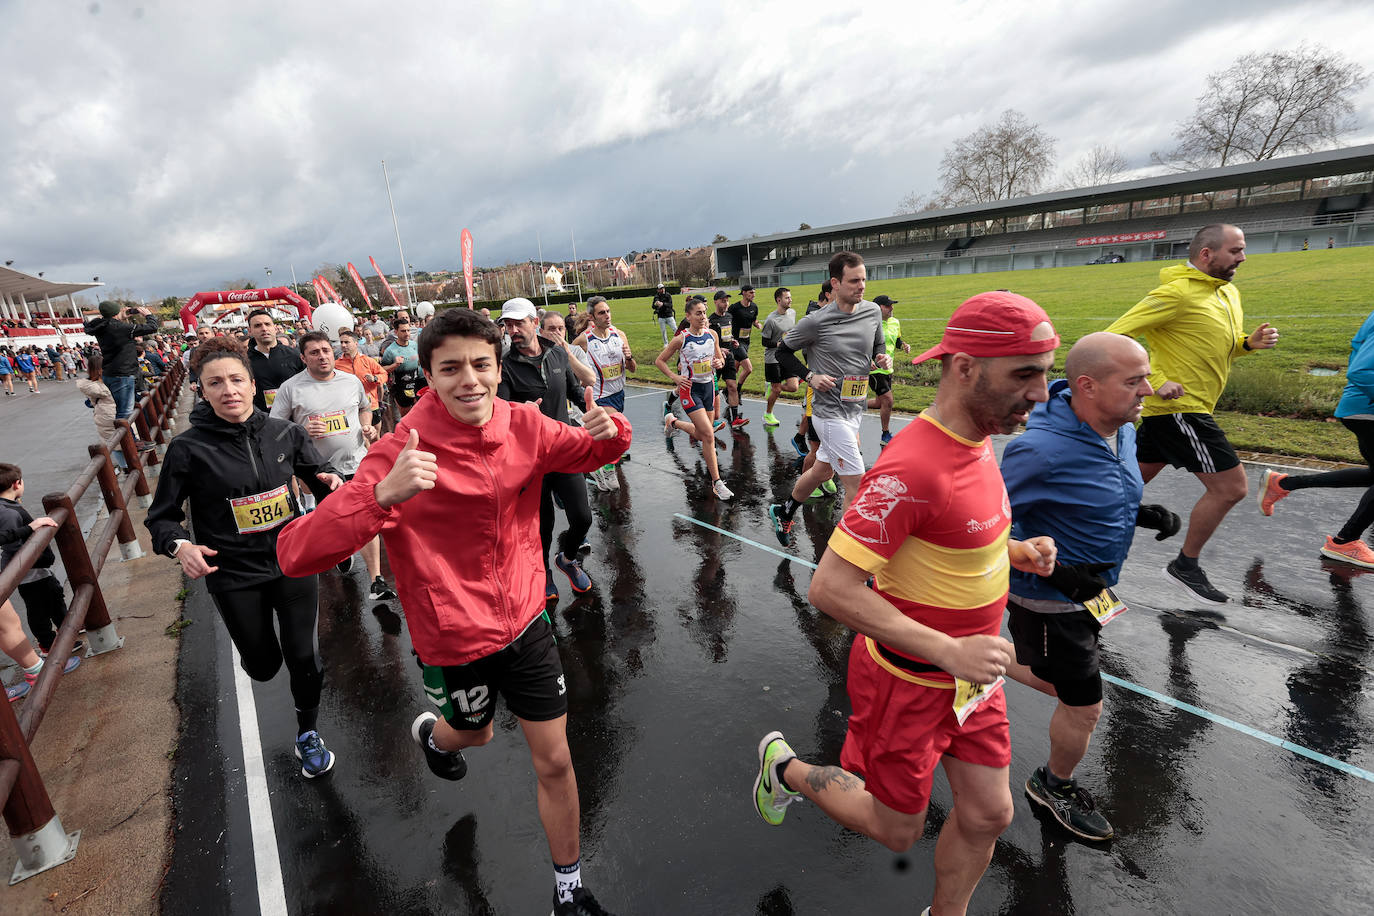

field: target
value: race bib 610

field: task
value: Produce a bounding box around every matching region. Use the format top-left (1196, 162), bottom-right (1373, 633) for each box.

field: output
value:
top-left (840, 375), bottom-right (869, 402)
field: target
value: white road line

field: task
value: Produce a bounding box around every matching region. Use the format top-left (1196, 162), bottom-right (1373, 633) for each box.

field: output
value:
top-left (230, 645), bottom-right (289, 916)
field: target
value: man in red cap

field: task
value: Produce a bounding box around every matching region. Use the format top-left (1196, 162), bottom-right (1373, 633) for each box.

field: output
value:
top-left (752, 291), bottom-right (1060, 916)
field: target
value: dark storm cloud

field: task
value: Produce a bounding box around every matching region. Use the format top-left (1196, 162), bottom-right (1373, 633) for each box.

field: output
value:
top-left (0, 0), bottom-right (1370, 299)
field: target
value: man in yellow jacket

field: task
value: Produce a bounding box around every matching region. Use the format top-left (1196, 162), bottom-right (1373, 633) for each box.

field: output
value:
top-left (1106, 224), bottom-right (1278, 603)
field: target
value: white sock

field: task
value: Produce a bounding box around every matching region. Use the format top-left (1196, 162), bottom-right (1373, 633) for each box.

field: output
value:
top-left (22, 657), bottom-right (44, 677)
top-left (553, 860), bottom-right (581, 903)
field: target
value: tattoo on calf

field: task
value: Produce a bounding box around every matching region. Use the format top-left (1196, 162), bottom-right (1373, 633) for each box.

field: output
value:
top-left (805, 766), bottom-right (864, 793)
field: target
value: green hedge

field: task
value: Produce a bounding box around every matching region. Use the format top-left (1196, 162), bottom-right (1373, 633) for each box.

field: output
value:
top-left (436, 282), bottom-right (682, 313)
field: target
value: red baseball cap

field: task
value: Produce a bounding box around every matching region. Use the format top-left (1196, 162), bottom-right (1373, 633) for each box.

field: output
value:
top-left (911, 291), bottom-right (1059, 365)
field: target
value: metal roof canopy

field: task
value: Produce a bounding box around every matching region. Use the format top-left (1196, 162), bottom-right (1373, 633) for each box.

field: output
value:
top-left (715, 144), bottom-right (1374, 252)
top-left (0, 265), bottom-right (104, 301)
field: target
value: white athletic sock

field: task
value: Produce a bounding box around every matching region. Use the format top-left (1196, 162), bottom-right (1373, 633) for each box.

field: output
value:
top-left (553, 860), bottom-right (581, 903)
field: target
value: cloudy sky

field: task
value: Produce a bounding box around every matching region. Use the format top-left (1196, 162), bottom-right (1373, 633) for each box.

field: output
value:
top-left (3, 0), bottom-right (1374, 300)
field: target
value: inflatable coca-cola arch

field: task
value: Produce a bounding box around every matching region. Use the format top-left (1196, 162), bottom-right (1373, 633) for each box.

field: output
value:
top-left (179, 287), bottom-right (314, 331)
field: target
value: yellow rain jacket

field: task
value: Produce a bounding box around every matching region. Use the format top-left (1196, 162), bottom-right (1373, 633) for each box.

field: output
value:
top-left (1106, 263), bottom-right (1252, 416)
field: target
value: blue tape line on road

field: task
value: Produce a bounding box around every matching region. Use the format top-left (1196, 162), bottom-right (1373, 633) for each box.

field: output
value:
top-left (1100, 673), bottom-right (1374, 785)
top-left (673, 512), bottom-right (1374, 786)
top-left (674, 513), bottom-right (818, 569)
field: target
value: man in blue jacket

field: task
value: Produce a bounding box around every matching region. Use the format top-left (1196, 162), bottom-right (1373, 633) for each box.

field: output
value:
top-left (1000, 332), bottom-right (1180, 842)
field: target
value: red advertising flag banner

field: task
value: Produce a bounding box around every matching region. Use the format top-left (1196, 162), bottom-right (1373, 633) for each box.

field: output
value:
top-left (368, 256), bottom-right (406, 311)
top-left (312, 276), bottom-right (331, 305)
top-left (1076, 230), bottom-right (1166, 247)
top-left (461, 228), bottom-right (475, 307)
top-left (317, 274), bottom-right (345, 304)
top-left (345, 262), bottom-right (372, 307)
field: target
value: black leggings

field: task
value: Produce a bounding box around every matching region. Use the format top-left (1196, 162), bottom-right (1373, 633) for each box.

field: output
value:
top-left (540, 472), bottom-right (592, 567)
top-left (211, 575), bottom-right (323, 718)
top-left (1282, 418), bottom-right (1374, 541)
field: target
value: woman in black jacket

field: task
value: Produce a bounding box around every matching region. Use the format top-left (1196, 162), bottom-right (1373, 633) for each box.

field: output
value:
top-left (146, 336), bottom-right (343, 778)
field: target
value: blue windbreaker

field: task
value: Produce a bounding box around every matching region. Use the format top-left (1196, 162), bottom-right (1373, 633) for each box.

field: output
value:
top-left (1335, 310), bottom-right (1374, 419)
top-left (1001, 379), bottom-right (1144, 603)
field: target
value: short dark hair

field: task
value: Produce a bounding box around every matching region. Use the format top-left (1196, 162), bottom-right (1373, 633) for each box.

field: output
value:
top-left (820, 279), bottom-right (833, 296)
top-left (190, 335), bottom-right (252, 376)
top-left (393, 316), bottom-right (411, 331)
top-left (246, 308), bottom-right (274, 324)
top-left (775, 287), bottom-right (790, 302)
top-left (1190, 224), bottom-right (1233, 261)
top-left (417, 306), bottom-right (502, 372)
top-left (540, 311), bottom-right (565, 329)
top-left (337, 328), bottom-right (357, 340)
top-left (0, 463), bottom-right (21, 493)
top-left (587, 296), bottom-right (608, 311)
top-left (828, 251), bottom-right (863, 281)
top-left (297, 331), bottom-right (332, 353)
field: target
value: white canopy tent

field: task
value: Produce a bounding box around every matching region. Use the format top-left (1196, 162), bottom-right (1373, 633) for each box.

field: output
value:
top-left (0, 265), bottom-right (103, 322)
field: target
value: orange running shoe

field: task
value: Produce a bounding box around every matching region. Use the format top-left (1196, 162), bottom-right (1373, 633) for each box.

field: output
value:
top-left (1257, 469), bottom-right (1289, 517)
top-left (1320, 536), bottom-right (1374, 569)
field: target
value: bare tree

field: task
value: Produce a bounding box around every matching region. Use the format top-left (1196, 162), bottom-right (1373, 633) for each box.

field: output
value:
top-left (937, 109), bottom-right (1056, 205)
top-left (1059, 144), bottom-right (1130, 189)
top-left (893, 191), bottom-right (946, 215)
top-left (1154, 43), bottom-right (1369, 170)
top-left (711, 233), bottom-right (729, 244)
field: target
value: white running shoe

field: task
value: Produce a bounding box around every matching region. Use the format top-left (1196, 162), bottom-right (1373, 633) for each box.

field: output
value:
top-left (605, 465), bottom-right (621, 490)
top-left (712, 479), bottom-right (733, 500)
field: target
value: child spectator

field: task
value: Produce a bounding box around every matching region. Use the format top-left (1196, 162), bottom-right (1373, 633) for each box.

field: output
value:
top-left (0, 463), bottom-right (79, 657)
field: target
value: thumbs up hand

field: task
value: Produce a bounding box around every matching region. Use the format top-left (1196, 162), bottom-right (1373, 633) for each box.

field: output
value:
top-left (374, 428), bottom-right (439, 508)
top-left (581, 388), bottom-right (619, 441)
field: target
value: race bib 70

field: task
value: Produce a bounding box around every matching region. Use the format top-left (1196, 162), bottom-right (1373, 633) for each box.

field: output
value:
top-left (313, 410), bottom-right (350, 437)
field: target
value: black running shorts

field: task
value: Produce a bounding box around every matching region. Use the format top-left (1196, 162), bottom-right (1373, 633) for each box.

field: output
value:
top-left (764, 362), bottom-right (785, 384)
top-left (868, 372), bottom-right (893, 397)
top-left (719, 352), bottom-right (737, 382)
top-left (419, 612), bottom-right (566, 729)
top-left (1135, 412), bottom-right (1240, 474)
top-left (1006, 600), bottom-right (1103, 706)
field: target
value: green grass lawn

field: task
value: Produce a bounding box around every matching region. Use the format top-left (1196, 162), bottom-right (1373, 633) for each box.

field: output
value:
top-left (596, 246), bottom-right (1374, 463)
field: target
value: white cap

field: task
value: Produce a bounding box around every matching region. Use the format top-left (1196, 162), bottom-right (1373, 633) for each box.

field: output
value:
top-left (499, 297), bottom-right (538, 322)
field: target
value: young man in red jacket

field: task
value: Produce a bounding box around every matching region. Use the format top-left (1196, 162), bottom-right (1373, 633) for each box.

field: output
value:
top-left (276, 307), bottom-right (628, 916)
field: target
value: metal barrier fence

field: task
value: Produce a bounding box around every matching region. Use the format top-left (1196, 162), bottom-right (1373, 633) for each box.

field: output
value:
top-left (0, 360), bottom-right (186, 884)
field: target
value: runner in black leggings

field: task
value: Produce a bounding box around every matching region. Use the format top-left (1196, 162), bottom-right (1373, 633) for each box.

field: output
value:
top-left (146, 336), bottom-right (344, 777)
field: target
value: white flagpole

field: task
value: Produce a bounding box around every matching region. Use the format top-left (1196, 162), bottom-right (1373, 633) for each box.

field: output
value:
top-left (536, 232), bottom-right (550, 311)
top-left (381, 160), bottom-right (413, 308)
top-left (570, 229), bottom-right (583, 306)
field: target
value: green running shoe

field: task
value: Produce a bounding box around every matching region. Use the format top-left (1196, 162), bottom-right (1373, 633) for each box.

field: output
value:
top-left (762, 412), bottom-right (780, 427)
top-left (753, 731), bottom-right (802, 826)
top-left (809, 487), bottom-right (824, 499)
top-left (820, 479), bottom-right (837, 495)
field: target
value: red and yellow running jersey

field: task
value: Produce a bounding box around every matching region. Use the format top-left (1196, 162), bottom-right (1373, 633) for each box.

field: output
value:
top-left (829, 411), bottom-right (1011, 684)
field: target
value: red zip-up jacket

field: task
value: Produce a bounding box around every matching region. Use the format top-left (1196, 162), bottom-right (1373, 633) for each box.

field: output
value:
top-left (275, 392), bottom-right (631, 665)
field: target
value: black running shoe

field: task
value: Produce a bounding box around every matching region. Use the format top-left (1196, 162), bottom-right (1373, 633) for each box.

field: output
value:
top-left (553, 887), bottom-right (616, 916)
top-left (368, 576), bottom-right (398, 600)
top-left (768, 504), bottom-right (795, 547)
top-left (336, 555), bottom-right (354, 574)
top-left (1166, 559), bottom-right (1228, 604)
top-left (1025, 766), bottom-right (1113, 840)
top-left (411, 712), bottom-right (467, 781)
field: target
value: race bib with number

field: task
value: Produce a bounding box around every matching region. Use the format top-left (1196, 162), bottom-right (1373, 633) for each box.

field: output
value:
top-left (1083, 587), bottom-right (1126, 625)
top-left (691, 358), bottom-right (713, 376)
top-left (953, 676), bottom-right (1005, 726)
top-left (602, 363), bottom-right (623, 380)
top-left (717, 327), bottom-right (732, 342)
top-left (840, 375), bottom-right (869, 402)
top-left (264, 389), bottom-right (278, 407)
top-left (314, 410), bottom-right (350, 438)
top-left (228, 484), bottom-right (294, 534)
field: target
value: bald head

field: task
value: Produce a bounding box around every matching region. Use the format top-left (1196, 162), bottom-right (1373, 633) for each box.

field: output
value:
top-left (1064, 332), bottom-right (1146, 394)
top-left (1065, 332), bottom-right (1153, 436)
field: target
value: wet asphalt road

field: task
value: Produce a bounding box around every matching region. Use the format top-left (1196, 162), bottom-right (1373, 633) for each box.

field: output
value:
top-left (151, 384), bottom-right (1373, 915)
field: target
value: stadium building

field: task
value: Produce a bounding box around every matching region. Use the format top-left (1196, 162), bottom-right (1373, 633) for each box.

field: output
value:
top-left (714, 145), bottom-right (1374, 287)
